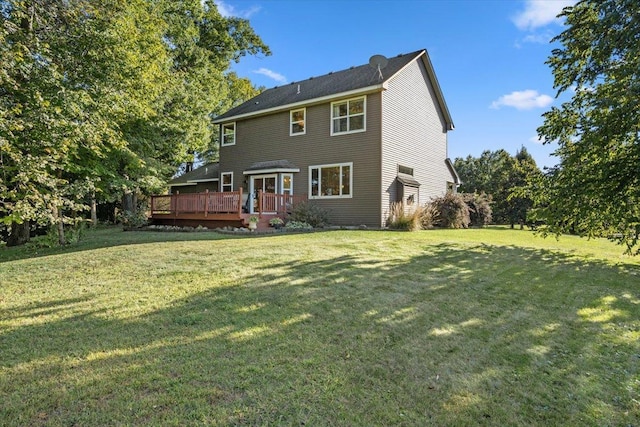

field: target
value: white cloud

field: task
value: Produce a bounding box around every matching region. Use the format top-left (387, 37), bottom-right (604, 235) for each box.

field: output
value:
top-left (214, 1), bottom-right (260, 18)
top-left (523, 30), bottom-right (554, 44)
top-left (512, 0), bottom-right (575, 31)
top-left (491, 90), bottom-right (553, 110)
top-left (253, 68), bottom-right (287, 84)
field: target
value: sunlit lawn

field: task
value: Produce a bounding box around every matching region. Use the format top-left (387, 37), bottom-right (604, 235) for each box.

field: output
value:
top-left (1, 227), bottom-right (639, 426)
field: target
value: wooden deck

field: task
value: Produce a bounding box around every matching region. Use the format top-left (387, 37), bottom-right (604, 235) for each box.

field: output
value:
top-left (149, 189), bottom-right (307, 229)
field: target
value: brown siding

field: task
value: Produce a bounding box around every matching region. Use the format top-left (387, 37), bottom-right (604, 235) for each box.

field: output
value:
top-left (381, 58), bottom-right (452, 226)
top-left (219, 92), bottom-right (383, 227)
top-left (170, 182), bottom-right (219, 194)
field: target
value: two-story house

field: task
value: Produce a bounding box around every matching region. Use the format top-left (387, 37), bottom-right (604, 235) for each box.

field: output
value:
top-left (211, 49), bottom-right (459, 228)
top-left (152, 49), bottom-right (459, 228)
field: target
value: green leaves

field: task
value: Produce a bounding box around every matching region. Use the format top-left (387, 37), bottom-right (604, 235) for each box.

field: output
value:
top-left (0, 0), bottom-right (269, 244)
top-left (454, 148), bottom-right (541, 227)
top-left (537, 0), bottom-right (640, 254)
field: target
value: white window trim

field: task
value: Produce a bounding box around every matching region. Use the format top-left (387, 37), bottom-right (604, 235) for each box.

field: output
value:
top-left (330, 96), bottom-right (366, 136)
top-left (221, 122), bottom-right (236, 146)
top-left (281, 173), bottom-right (293, 195)
top-left (308, 162), bottom-right (353, 199)
top-left (221, 172), bottom-right (233, 192)
top-left (290, 108), bottom-right (306, 136)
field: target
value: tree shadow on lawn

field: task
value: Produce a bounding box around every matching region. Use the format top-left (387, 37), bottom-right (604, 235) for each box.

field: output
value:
top-left (0, 227), bottom-right (239, 263)
top-left (1, 243), bottom-right (639, 426)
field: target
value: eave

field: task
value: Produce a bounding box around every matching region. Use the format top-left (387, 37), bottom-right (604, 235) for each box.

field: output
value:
top-left (213, 84), bottom-right (386, 124)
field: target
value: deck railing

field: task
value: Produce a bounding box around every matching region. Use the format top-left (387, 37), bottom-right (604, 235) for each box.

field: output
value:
top-left (150, 189), bottom-right (308, 218)
top-left (151, 189), bottom-right (243, 217)
top-left (258, 191), bottom-right (307, 215)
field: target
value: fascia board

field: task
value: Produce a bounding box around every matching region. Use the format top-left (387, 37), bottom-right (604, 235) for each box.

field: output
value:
top-left (242, 168), bottom-right (300, 175)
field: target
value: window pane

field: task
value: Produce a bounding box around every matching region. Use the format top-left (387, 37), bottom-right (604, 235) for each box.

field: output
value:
top-left (341, 165), bottom-right (350, 195)
top-left (349, 115), bottom-right (364, 131)
top-left (321, 166), bottom-right (340, 196)
top-left (292, 122), bottom-right (304, 134)
top-left (222, 124), bottom-right (235, 145)
top-left (349, 99), bottom-right (364, 114)
top-left (222, 174), bottom-right (231, 185)
top-left (311, 168), bottom-right (319, 196)
top-left (333, 102), bottom-right (347, 118)
top-left (291, 110), bottom-right (304, 134)
top-left (333, 118), bottom-right (347, 133)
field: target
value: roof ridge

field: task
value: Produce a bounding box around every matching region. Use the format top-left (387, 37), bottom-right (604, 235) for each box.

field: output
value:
top-left (271, 49), bottom-right (425, 91)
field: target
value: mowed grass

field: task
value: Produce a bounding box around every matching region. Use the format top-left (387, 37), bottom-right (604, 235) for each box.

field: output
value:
top-left (1, 227), bottom-right (639, 426)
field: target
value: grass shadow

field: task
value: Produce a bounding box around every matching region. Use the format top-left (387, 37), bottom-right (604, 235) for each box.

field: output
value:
top-left (1, 234), bottom-right (638, 425)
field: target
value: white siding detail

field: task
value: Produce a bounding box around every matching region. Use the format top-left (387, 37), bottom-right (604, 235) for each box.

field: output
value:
top-left (380, 58), bottom-right (452, 226)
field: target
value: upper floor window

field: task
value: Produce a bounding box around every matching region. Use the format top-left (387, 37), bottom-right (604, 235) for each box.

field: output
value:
top-left (221, 172), bottom-right (233, 192)
top-left (331, 96), bottom-right (365, 135)
top-left (310, 162), bottom-right (352, 198)
top-left (290, 108), bottom-right (306, 135)
top-left (221, 123), bottom-right (235, 146)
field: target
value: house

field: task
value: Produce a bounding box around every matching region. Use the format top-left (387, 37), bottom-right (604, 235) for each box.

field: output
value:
top-left (210, 49), bottom-right (459, 228)
top-left (167, 162), bottom-right (219, 194)
top-left (214, 50), bottom-right (460, 227)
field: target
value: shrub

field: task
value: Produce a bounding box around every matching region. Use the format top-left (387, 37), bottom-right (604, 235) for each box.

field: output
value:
top-left (462, 192), bottom-right (492, 227)
top-left (387, 202), bottom-right (423, 231)
top-left (118, 209), bottom-right (148, 229)
top-left (420, 203), bottom-right (440, 229)
top-left (431, 193), bottom-right (470, 229)
top-left (284, 220), bottom-right (313, 230)
top-left (288, 201), bottom-right (330, 228)
top-left (269, 217), bottom-right (284, 227)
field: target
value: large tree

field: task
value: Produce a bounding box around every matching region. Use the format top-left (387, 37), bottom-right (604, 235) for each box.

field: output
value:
top-left (0, 0), bottom-right (268, 245)
top-left (536, 0), bottom-right (640, 253)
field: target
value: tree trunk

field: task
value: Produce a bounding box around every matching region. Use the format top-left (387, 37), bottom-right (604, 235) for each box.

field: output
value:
top-left (6, 221), bottom-right (30, 247)
top-left (122, 191), bottom-right (135, 215)
top-left (90, 193), bottom-right (98, 227)
top-left (53, 204), bottom-right (66, 246)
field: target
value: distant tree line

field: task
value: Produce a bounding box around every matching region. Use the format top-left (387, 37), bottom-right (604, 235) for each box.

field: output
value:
top-left (0, 0), bottom-right (267, 246)
top-left (454, 147), bottom-right (542, 228)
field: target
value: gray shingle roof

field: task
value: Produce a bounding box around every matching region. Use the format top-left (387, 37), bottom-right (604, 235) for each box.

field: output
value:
top-left (214, 49), bottom-right (452, 125)
top-left (397, 173), bottom-right (421, 188)
top-left (244, 159), bottom-right (299, 172)
top-left (169, 162), bottom-right (219, 186)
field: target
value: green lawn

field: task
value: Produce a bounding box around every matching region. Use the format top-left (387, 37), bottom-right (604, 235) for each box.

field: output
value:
top-left (1, 227), bottom-right (639, 426)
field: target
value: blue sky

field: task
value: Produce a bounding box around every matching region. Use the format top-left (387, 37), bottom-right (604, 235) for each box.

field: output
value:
top-left (215, 0), bottom-right (575, 169)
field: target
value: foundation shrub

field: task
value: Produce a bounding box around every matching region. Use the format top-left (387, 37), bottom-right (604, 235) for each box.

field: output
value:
top-left (431, 193), bottom-right (470, 229)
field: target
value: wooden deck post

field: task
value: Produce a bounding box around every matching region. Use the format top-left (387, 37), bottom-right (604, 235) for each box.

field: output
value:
top-left (204, 189), bottom-right (209, 218)
top-left (173, 191), bottom-right (179, 217)
top-left (238, 187), bottom-right (243, 215)
top-left (258, 190), bottom-right (263, 217)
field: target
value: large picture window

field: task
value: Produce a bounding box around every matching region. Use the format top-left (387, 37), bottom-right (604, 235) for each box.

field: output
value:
top-left (331, 96), bottom-right (365, 135)
top-left (290, 108), bottom-right (305, 135)
top-left (309, 163), bottom-right (352, 198)
top-left (221, 172), bottom-right (233, 192)
top-left (221, 123), bottom-right (235, 146)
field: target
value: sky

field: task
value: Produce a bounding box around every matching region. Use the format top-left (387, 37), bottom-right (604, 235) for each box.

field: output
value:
top-left (214, 0), bottom-right (576, 169)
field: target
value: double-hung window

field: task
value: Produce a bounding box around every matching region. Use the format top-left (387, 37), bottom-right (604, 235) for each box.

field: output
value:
top-left (331, 96), bottom-right (365, 135)
top-left (221, 123), bottom-right (235, 146)
top-left (290, 108), bottom-right (305, 135)
top-left (309, 163), bottom-right (352, 198)
top-left (221, 172), bottom-right (233, 192)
